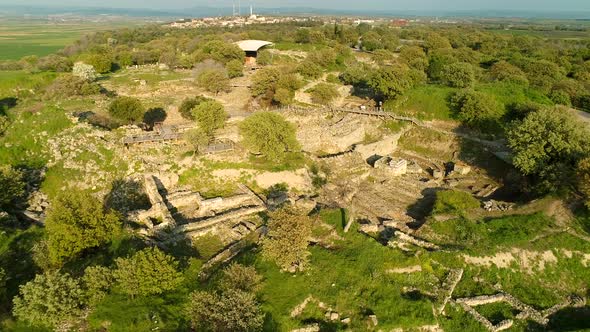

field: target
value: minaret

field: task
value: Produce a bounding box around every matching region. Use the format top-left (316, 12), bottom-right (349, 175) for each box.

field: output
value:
top-left (250, 4), bottom-right (253, 16)
top-left (238, 0), bottom-right (241, 16)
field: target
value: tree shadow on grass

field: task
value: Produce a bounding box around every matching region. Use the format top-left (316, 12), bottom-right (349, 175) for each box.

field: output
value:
top-left (143, 107), bottom-right (167, 130)
top-left (0, 97), bottom-right (18, 114)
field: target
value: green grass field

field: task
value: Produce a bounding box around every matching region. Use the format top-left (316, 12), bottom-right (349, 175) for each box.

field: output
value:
top-left (0, 18), bottom-right (136, 60)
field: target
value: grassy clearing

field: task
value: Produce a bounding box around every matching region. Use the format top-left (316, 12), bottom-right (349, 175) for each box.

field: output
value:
top-left (0, 19), bottom-right (136, 60)
top-left (386, 84), bottom-right (456, 121)
top-left (0, 105), bottom-right (73, 167)
top-left (0, 71), bottom-right (57, 98)
top-left (245, 209), bottom-right (436, 331)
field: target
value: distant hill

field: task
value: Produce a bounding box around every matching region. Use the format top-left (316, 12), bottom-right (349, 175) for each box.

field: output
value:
top-left (0, 4), bottom-right (589, 20)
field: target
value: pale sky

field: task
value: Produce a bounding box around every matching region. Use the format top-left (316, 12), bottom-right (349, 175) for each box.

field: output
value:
top-left (1, 0), bottom-right (588, 11)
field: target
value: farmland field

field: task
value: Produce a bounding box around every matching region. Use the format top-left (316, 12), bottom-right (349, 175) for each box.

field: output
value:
top-left (0, 18), bottom-right (137, 60)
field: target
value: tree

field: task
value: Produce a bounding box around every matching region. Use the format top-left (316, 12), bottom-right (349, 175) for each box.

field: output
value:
top-left (44, 74), bottom-right (101, 99)
top-left (297, 60), bottom-right (323, 80)
top-left (13, 271), bottom-right (86, 329)
top-left (184, 128), bottom-right (209, 154)
top-left (507, 107), bottom-right (590, 194)
top-left (441, 62), bottom-right (475, 88)
top-left (450, 90), bottom-right (500, 128)
top-left (226, 59), bottom-right (244, 78)
top-left (72, 62), bottom-right (98, 81)
top-left (219, 263), bottom-right (262, 293)
top-left (196, 67), bottom-right (230, 95)
top-left (108, 96), bottom-right (145, 124)
top-left (261, 208), bottom-right (313, 272)
top-left (399, 46), bottom-right (428, 71)
top-left (113, 247), bottom-right (183, 298)
top-left (83, 266), bottom-right (113, 305)
top-left (424, 32), bottom-right (452, 53)
top-left (427, 49), bottom-right (457, 81)
top-left (191, 100), bottom-right (227, 138)
top-left (257, 50), bottom-right (272, 66)
top-left (80, 53), bottom-right (112, 73)
top-left (239, 112), bottom-right (300, 160)
top-left (185, 289), bottom-right (264, 332)
top-left (488, 61), bottom-right (528, 85)
top-left (251, 67), bottom-right (281, 97)
top-left (0, 165), bottom-right (25, 210)
top-left (202, 40), bottom-right (244, 64)
top-left (179, 96), bottom-right (211, 120)
top-left (368, 64), bottom-right (425, 100)
top-left (45, 192), bottom-right (121, 265)
top-left (308, 83), bottom-right (340, 105)
top-left (361, 31), bottom-right (382, 51)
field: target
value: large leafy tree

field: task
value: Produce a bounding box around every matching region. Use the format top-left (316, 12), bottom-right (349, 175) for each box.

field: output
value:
top-left (239, 112), bottom-right (300, 160)
top-left (441, 62), bottom-right (475, 88)
top-left (450, 90), bottom-right (500, 128)
top-left (178, 96), bottom-right (211, 120)
top-left (368, 63), bottom-right (425, 100)
top-left (45, 192), bottom-right (121, 265)
top-left (113, 247), bottom-right (183, 298)
top-left (507, 107), bottom-right (590, 194)
top-left (399, 46), bottom-right (429, 71)
top-left (108, 96), bottom-right (145, 124)
top-left (12, 271), bottom-right (86, 329)
top-left (191, 100), bottom-right (227, 138)
top-left (185, 289), bottom-right (264, 332)
top-left (261, 208), bottom-right (313, 272)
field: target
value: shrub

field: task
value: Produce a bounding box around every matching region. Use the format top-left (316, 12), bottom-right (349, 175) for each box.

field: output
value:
top-left (13, 271), bottom-right (86, 329)
top-left (226, 59), bottom-right (244, 78)
top-left (113, 247), bottom-right (183, 298)
top-left (44, 74), bottom-right (100, 99)
top-left (308, 83), bottom-right (340, 105)
top-left (108, 96), bottom-right (145, 124)
top-left (179, 96), bottom-right (211, 120)
top-left (72, 62), bottom-right (98, 81)
top-left (45, 192), bottom-right (121, 265)
top-left (193, 233), bottom-right (225, 259)
top-left (433, 190), bottom-right (480, 215)
top-left (508, 107), bottom-right (590, 194)
top-left (196, 67), bottom-right (230, 94)
top-left (441, 62), bottom-right (475, 88)
top-left (239, 112), bottom-right (300, 160)
top-left (450, 90), bottom-right (500, 128)
top-left (219, 263), bottom-right (262, 293)
top-left (191, 100), bottom-right (227, 138)
top-left (185, 289), bottom-right (264, 332)
top-left (261, 208), bottom-right (313, 272)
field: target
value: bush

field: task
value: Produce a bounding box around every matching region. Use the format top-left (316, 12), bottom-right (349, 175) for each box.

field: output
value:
top-left (72, 62), bottom-right (98, 81)
top-left (507, 107), bottom-right (590, 194)
top-left (308, 83), bottom-right (340, 105)
top-left (226, 59), bottom-right (244, 78)
top-left (13, 271), bottom-right (86, 329)
top-left (239, 112), bottom-right (300, 160)
top-left (262, 208), bottom-right (313, 272)
top-left (113, 247), bottom-right (183, 298)
top-left (37, 54), bottom-right (73, 72)
top-left (45, 192), bottom-right (121, 265)
top-left (108, 96), bottom-right (145, 124)
top-left (450, 90), bottom-right (500, 128)
top-left (191, 100), bottom-right (227, 138)
top-left (196, 67), bottom-right (230, 94)
top-left (488, 61), bottom-right (528, 85)
top-left (193, 233), bottom-right (225, 259)
top-left (179, 96), bottom-right (211, 120)
top-left (44, 74), bottom-right (100, 99)
top-left (433, 190), bottom-right (480, 215)
top-left (441, 62), bottom-right (475, 88)
top-left (80, 53), bottom-right (112, 73)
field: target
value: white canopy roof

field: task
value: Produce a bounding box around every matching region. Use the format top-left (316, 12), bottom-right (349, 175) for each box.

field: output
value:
top-left (235, 40), bottom-right (273, 52)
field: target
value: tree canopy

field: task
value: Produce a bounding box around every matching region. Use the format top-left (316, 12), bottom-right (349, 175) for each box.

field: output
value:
top-left (239, 112), bottom-right (300, 160)
top-left (108, 96), bottom-right (145, 124)
top-left (191, 100), bottom-right (227, 138)
top-left (261, 208), bottom-right (313, 272)
top-left (13, 271), bottom-right (86, 329)
top-left (113, 247), bottom-right (183, 298)
top-left (507, 107), bottom-right (590, 194)
top-left (45, 192), bottom-right (121, 265)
